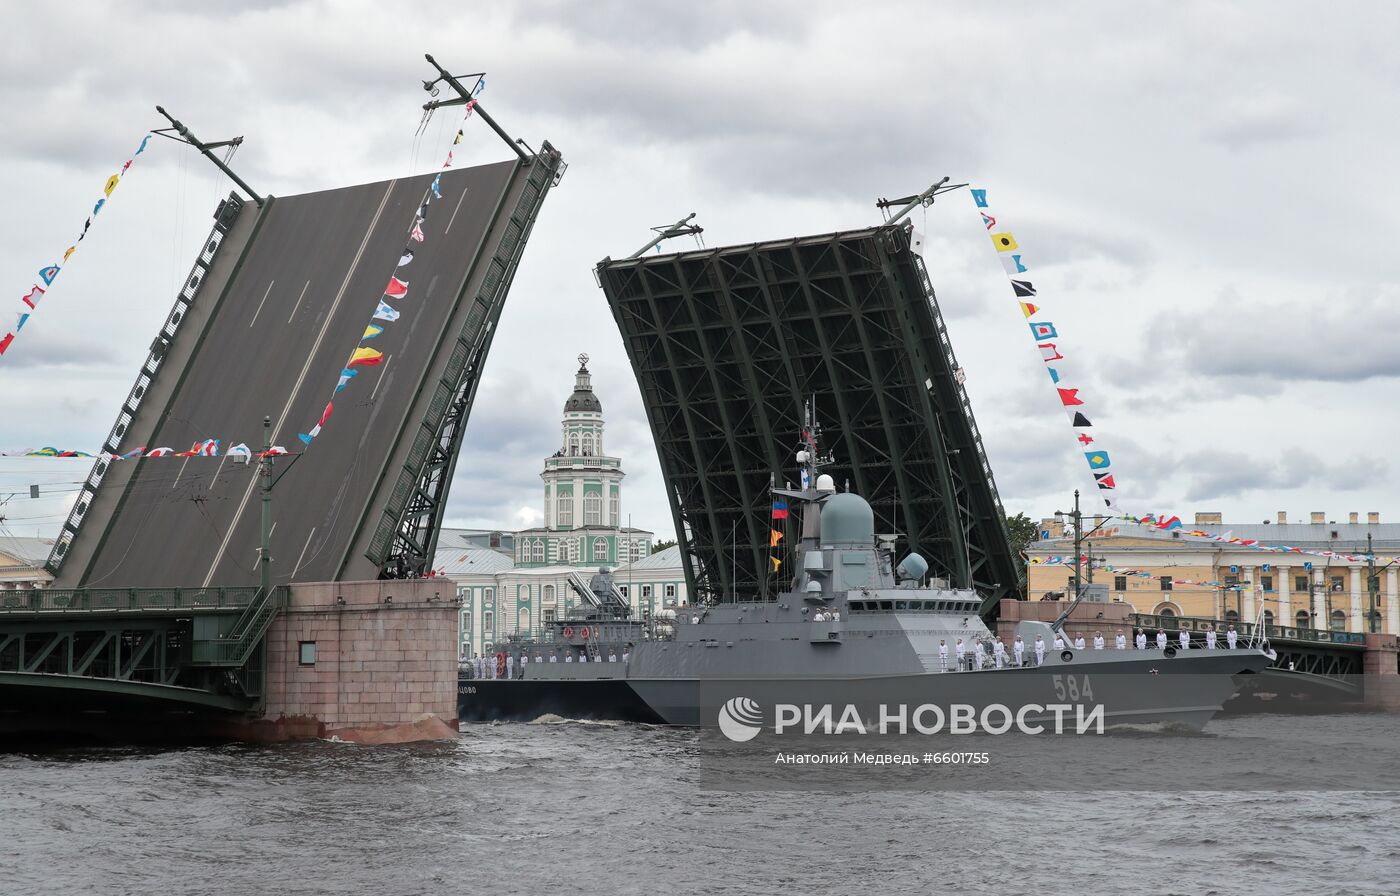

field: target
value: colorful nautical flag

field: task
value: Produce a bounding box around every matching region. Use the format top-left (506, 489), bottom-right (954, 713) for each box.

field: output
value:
top-left (104, 175), bottom-right (119, 197)
top-left (1084, 450), bottom-right (1111, 470)
top-left (1058, 388), bottom-right (1084, 406)
top-left (770, 529), bottom-right (783, 547)
top-left (348, 346), bottom-right (384, 367)
top-left (38, 265), bottom-right (59, 285)
top-left (771, 556), bottom-right (781, 571)
top-left (363, 324), bottom-right (384, 340)
top-left (1019, 301), bottom-right (1039, 318)
top-left (373, 300), bottom-right (400, 322)
top-left (771, 501), bottom-right (789, 520)
top-left (384, 276), bottom-right (409, 298)
top-left (398, 249), bottom-right (414, 266)
top-left (1011, 280), bottom-right (1035, 297)
top-left (21, 286), bottom-right (44, 309)
top-left (1030, 322), bottom-right (1057, 340)
top-left (971, 189), bottom-right (987, 208)
top-left (990, 232), bottom-right (1019, 252)
top-left (1039, 343), bottom-right (1064, 362)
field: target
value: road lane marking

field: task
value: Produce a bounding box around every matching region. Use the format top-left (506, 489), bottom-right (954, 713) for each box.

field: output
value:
top-left (202, 180), bottom-right (399, 587)
top-left (368, 355), bottom-right (391, 401)
top-left (444, 187), bottom-right (469, 235)
top-left (290, 527), bottom-right (317, 579)
top-left (249, 280), bottom-right (275, 327)
top-left (287, 279), bottom-right (311, 323)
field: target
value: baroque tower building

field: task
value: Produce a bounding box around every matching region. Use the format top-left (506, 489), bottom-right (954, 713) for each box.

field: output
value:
top-left (514, 354), bottom-right (651, 567)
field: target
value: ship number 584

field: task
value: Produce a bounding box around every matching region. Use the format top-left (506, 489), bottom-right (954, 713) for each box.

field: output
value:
top-left (1051, 674), bottom-right (1092, 701)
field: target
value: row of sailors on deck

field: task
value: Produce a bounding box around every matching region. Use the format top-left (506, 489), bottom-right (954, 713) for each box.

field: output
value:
top-left (463, 648), bottom-right (632, 679)
top-left (937, 624), bottom-right (1242, 671)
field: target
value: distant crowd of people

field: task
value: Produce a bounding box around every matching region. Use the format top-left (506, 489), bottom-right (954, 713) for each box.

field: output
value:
top-left (937, 624), bottom-right (1242, 671)
top-left (460, 647), bottom-right (631, 680)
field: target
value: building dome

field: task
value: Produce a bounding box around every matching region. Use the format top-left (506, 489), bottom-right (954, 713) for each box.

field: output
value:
top-left (820, 492), bottom-right (875, 547)
top-left (564, 354), bottom-right (603, 414)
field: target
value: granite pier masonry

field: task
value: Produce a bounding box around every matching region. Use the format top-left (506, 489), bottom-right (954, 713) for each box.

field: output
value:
top-left (236, 580), bottom-right (460, 743)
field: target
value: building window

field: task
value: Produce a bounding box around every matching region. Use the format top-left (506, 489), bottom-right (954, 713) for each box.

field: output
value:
top-left (1296, 609), bottom-right (1311, 628)
top-left (1295, 575), bottom-right (1309, 593)
top-left (1113, 576), bottom-right (1127, 591)
top-left (582, 433), bottom-right (594, 455)
top-left (543, 609), bottom-right (556, 623)
top-left (1225, 575), bottom-right (1239, 588)
top-left (1159, 576), bottom-right (1173, 591)
top-left (532, 540), bottom-right (544, 564)
top-left (1331, 576), bottom-right (1345, 593)
top-left (665, 584), bottom-right (676, 599)
top-left (544, 585), bottom-right (555, 603)
top-left (593, 536), bottom-right (609, 562)
top-left (609, 494), bottom-right (619, 526)
top-left (298, 641), bottom-right (317, 665)
top-left (518, 608), bottom-right (530, 634)
top-left (641, 584), bottom-right (653, 599)
top-left (1263, 610), bottom-right (1275, 627)
top-left (569, 433), bottom-right (580, 455)
top-left (1260, 575), bottom-right (1273, 592)
top-left (484, 610), bottom-right (494, 632)
top-left (1330, 609), bottom-right (1346, 631)
top-left (558, 493), bottom-right (573, 527)
top-left (585, 493), bottom-right (602, 526)
top-left (1157, 606), bottom-right (1176, 618)
top-left (1225, 610), bottom-right (1239, 623)
top-left (619, 585), bottom-right (629, 597)
top-left (484, 588), bottom-right (494, 603)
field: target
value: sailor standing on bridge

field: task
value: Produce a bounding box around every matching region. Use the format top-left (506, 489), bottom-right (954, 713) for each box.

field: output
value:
top-left (519, 653), bottom-right (529, 678)
top-left (1156, 630), bottom-right (1168, 651)
top-left (1136, 630), bottom-right (1148, 650)
top-left (1054, 633), bottom-right (1066, 651)
top-left (993, 638), bottom-right (1007, 669)
top-left (1227, 625), bottom-right (1238, 649)
top-left (1179, 629), bottom-right (1190, 651)
top-left (955, 638), bottom-right (966, 671)
top-left (938, 639), bottom-right (949, 672)
top-left (1206, 628), bottom-right (1217, 649)
top-left (1073, 633), bottom-right (1086, 651)
top-left (506, 653), bottom-right (516, 679)
top-left (1115, 629), bottom-right (1127, 650)
top-left (1014, 634), bottom-right (1025, 666)
top-left (1092, 631), bottom-right (1105, 650)
top-left (1034, 634), bottom-right (1045, 666)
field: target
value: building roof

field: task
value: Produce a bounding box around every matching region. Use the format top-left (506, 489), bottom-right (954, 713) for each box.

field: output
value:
top-left (618, 544), bottom-right (683, 571)
top-left (1031, 521), bottom-right (1400, 554)
top-left (564, 361), bottom-right (603, 414)
top-left (0, 536), bottom-right (55, 569)
top-left (435, 547), bottom-right (515, 576)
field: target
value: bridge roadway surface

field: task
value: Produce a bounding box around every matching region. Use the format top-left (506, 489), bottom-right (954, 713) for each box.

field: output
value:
top-left (61, 160), bottom-right (520, 589)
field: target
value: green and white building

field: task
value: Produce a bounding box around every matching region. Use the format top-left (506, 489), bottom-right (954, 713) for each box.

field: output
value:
top-left (434, 354), bottom-right (683, 657)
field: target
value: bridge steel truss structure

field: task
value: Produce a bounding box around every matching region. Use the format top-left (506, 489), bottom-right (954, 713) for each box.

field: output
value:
top-left (597, 223), bottom-right (1020, 613)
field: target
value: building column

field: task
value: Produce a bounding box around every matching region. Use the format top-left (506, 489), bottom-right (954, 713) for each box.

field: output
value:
top-left (1240, 565), bottom-right (1255, 622)
top-left (1350, 566), bottom-right (1364, 633)
top-left (1312, 568), bottom-right (1326, 631)
top-left (1387, 567), bottom-right (1398, 636)
top-left (1277, 566), bottom-right (1290, 624)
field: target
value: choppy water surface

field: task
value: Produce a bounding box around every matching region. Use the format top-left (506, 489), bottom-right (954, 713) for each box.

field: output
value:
top-left (3, 714), bottom-right (1399, 896)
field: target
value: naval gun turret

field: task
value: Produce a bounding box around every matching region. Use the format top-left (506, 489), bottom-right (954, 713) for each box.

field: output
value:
top-left (565, 566), bottom-right (632, 620)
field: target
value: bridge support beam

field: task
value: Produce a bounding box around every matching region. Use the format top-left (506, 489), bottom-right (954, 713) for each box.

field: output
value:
top-left (1363, 632), bottom-right (1400, 710)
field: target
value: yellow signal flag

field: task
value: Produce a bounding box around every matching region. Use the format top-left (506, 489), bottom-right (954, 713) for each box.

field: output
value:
top-left (104, 174), bottom-right (120, 197)
top-left (990, 232), bottom-right (1019, 252)
top-left (771, 556), bottom-right (781, 571)
top-left (770, 528), bottom-right (783, 547)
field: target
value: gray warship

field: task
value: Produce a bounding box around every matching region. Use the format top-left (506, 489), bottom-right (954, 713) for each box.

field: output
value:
top-left (460, 417), bottom-right (1272, 731)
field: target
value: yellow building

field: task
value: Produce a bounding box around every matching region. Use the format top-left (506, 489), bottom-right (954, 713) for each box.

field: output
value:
top-left (1026, 511), bottom-right (1400, 636)
top-left (0, 537), bottom-right (54, 591)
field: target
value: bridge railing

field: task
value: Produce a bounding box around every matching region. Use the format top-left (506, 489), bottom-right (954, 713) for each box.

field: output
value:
top-left (0, 586), bottom-right (260, 614)
top-left (189, 586), bottom-right (288, 666)
top-left (1130, 612), bottom-right (1368, 646)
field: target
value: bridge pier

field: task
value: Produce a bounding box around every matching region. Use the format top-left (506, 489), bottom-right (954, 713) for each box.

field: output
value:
top-left (1363, 632), bottom-right (1400, 711)
top-left (225, 580), bottom-right (460, 744)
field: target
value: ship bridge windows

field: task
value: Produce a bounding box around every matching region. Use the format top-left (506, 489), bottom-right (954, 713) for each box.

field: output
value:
top-left (879, 600), bottom-right (893, 611)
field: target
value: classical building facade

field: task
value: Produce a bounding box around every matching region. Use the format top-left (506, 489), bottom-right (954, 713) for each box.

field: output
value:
top-left (432, 354), bottom-right (677, 656)
top-left (511, 354), bottom-right (652, 568)
top-left (0, 537), bottom-right (54, 590)
top-left (438, 539), bottom-right (688, 657)
top-left (1026, 510), bottom-right (1400, 636)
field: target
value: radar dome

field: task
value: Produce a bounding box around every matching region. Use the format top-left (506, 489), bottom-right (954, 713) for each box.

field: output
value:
top-left (820, 492), bottom-right (875, 546)
top-left (897, 553), bottom-right (930, 583)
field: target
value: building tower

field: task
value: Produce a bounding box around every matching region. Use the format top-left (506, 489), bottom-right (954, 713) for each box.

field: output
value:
top-left (515, 354), bottom-right (649, 567)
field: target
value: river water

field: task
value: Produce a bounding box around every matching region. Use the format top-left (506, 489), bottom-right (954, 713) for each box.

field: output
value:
top-left (4, 714), bottom-right (1398, 896)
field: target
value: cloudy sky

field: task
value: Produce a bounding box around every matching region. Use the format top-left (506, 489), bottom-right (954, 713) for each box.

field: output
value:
top-left (3, 0), bottom-right (1398, 549)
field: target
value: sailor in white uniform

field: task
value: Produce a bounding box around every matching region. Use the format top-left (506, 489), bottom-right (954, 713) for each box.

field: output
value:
top-left (1053, 634), bottom-right (1066, 652)
top-left (519, 653), bottom-right (529, 678)
top-left (955, 638), bottom-right (967, 671)
top-left (579, 652), bottom-right (588, 663)
top-left (1178, 629), bottom-right (1190, 651)
top-left (1092, 632), bottom-right (1105, 650)
top-left (472, 654), bottom-right (483, 679)
top-left (1206, 629), bottom-right (1218, 650)
top-left (1013, 635), bottom-right (1025, 666)
top-left (549, 652), bottom-right (559, 663)
top-left (992, 638), bottom-right (1006, 669)
top-left (1073, 634), bottom-right (1086, 651)
top-left (1156, 630), bottom-right (1168, 651)
top-left (938, 639), bottom-right (949, 672)
top-left (506, 654), bottom-right (516, 679)
top-left (1115, 629), bottom-right (1127, 650)
top-left (1135, 630), bottom-right (1148, 650)
top-left (621, 649), bottom-right (631, 664)
top-left (608, 650), bottom-right (618, 663)
top-left (1034, 634), bottom-right (1046, 666)
top-left (974, 639), bottom-right (987, 670)
top-left (1226, 625), bottom-right (1238, 649)
top-left (565, 652), bottom-right (574, 663)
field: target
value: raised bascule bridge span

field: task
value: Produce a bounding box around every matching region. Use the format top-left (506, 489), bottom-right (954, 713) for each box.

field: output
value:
top-left (0, 69), bottom-right (563, 729)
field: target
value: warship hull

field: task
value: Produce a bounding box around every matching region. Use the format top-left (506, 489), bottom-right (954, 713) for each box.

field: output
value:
top-left (460, 651), bottom-right (1270, 731)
